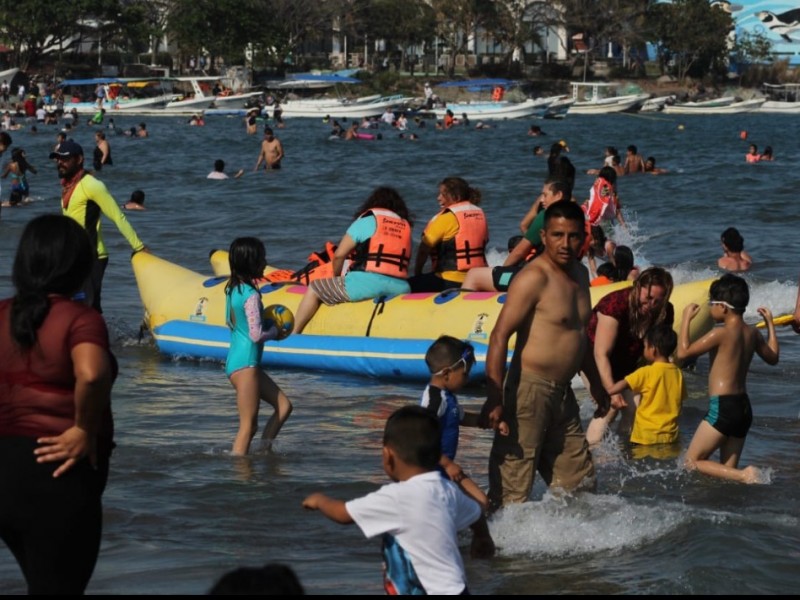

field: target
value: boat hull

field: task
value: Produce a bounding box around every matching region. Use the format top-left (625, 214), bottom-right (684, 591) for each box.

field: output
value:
top-left (132, 252), bottom-right (714, 381)
top-left (427, 97), bottom-right (561, 120)
top-left (663, 98), bottom-right (765, 114)
top-left (567, 93), bottom-right (651, 114)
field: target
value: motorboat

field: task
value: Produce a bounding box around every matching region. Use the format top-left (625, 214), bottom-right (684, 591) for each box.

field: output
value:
top-left (266, 73), bottom-right (411, 118)
top-left (566, 82), bottom-right (650, 114)
top-left (663, 96), bottom-right (765, 114)
top-left (419, 78), bottom-right (561, 120)
top-left (52, 77), bottom-right (175, 115)
top-left (759, 83), bottom-right (800, 113)
top-left (164, 76), bottom-right (263, 110)
top-left (640, 94), bottom-right (677, 112)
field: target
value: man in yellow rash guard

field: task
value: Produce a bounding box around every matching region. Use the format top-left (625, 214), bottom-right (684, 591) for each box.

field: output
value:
top-left (50, 140), bottom-right (148, 313)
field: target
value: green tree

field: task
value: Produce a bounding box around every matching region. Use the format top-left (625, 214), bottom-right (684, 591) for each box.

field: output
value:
top-left (484, 1), bottom-right (547, 69)
top-left (645, 0), bottom-right (732, 83)
top-left (431, 0), bottom-right (497, 76)
top-left (0, 0), bottom-right (119, 69)
top-left (366, 0), bottom-right (436, 71)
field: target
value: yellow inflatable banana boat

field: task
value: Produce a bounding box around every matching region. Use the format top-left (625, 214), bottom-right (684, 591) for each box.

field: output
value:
top-left (132, 251), bottom-right (714, 381)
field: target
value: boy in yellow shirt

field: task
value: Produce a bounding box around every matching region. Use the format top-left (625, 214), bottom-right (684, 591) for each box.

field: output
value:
top-left (588, 324), bottom-right (686, 448)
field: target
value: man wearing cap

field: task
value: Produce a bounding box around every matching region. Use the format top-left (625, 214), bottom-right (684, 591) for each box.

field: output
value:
top-left (51, 140), bottom-right (148, 313)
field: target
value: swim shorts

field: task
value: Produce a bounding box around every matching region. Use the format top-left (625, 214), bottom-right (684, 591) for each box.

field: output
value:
top-left (491, 264), bottom-right (523, 292)
top-left (704, 393), bottom-right (752, 438)
top-left (310, 276), bottom-right (351, 306)
top-left (488, 369), bottom-right (595, 508)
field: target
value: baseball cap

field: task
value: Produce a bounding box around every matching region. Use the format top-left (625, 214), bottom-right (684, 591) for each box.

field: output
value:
top-left (49, 140), bottom-right (83, 159)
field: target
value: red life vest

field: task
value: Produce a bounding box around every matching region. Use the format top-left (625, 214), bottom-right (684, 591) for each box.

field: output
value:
top-left (348, 209), bottom-right (412, 278)
top-left (492, 86), bottom-right (504, 102)
top-left (583, 176), bottom-right (618, 227)
top-left (430, 202), bottom-right (489, 272)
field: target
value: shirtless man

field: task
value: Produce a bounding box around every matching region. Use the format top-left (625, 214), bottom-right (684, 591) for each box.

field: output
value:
top-left (254, 127), bottom-right (284, 170)
top-left (623, 144), bottom-right (646, 174)
top-left (480, 200), bottom-right (609, 510)
top-left (717, 227), bottom-right (752, 272)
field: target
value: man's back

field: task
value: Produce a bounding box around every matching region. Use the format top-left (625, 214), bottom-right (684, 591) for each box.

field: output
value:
top-left (707, 318), bottom-right (759, 396)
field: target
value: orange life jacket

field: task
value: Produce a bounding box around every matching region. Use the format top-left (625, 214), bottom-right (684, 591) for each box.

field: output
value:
top-left (348, 209), bottom-right (412, 278)
top-left (492, 86), bottom-right (504, 102)
top-left (430, 202), bottom-right (489, 272)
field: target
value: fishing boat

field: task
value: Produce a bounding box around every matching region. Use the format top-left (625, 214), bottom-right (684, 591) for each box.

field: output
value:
top-left (164, 76), bottom-right (263, 110)
top-left (663, 96), bottom-right (765, 114)
top-left (419, 79), bottom-right (562, 121)
top-left (132, 251), bottom-right (715, 382)
top-left (759, 83), bottom-right (800, 113)
top-left (566, 82), bottom-right (651, 115)
top-left (639, 94), bottom-right (677, 112)
top-left (267, 73), bottom-right (411, 119)
top-left (53, 77), bottom-right (175, 114)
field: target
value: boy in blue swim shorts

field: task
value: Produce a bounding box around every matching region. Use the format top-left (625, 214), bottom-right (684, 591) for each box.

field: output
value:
top-left (677, 274), bottom-right (779, 484)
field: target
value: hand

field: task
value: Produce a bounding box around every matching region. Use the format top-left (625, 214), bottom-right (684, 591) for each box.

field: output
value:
top-left (34, 425), bottom-right (93, 478)
top-left (470, 532), bottom-right (496, 559)
top-left (302, 493), bottom-right (324, 511)
top-left (497, 421), bottom-right (510, 436)
top-left (609, 393), bottom-right (627, 410)
top-left (479, 399), bottom-right (503, 430)
top-left (757, 306), bottom-right (773, 325)
top-left (445, 461), bottom-right (465, 482)
top-left (682, 303), bottom-right (700, 321)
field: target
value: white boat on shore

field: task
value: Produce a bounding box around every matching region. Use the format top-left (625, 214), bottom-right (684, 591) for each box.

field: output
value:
top-left (663, 96), bottom-right (765, 114)
top-left (427, 95), bottom-right (564, 121)
top-left (52, 77), bottom-right (174, 115)
top-left (566, 82), bottom-right (650, 114)
top-left (759, 83), bottom-right (800, 113)
top-left (164, 76), bottom-right (263, 110)
top-left (640, 94), bottom-right (677, 112)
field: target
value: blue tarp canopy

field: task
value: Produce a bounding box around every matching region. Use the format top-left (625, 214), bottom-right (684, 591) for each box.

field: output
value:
top-left (436, 78), bottom-right (515, 92)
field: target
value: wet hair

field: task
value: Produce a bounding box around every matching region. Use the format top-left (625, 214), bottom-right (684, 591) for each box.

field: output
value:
top-left (11, 215), bottom-right (94, 348)
top-left (129, 190), bottom-right (145, 205)
top-left (613, 245), bottom-right (634, 280)
top-left (383, 405), bottom-right (441, 470)
top-left (544, 177), bottom-right (571, 200)
top-left (11, 147), bottom-right (32, 173)
top-left (544, 199), bottom-right (585, 228)
top-left (425, 335), bottom-right (474, 373)
top-left (226, 237), bottom-right (266, 294)
top-left (628, 267), bottom-right (674, 336)
top-left (606, 146), bottom-right (618, 156)
top-left (264, 127), bottom-right (274, 136)
top-left (627, 145), bottom-right (638, 154)
top-left (95, 131), bottom-right (106, 140)
top-left (598, 165), bottom-right (617, 185)
top-left (709, 273), bottom-right (749, 314)
top-left (214, 159), bottom-right (225, 172)
top-left (612, 155), bottom-right (622, 166)
top-left (721, 227), bottom-right (744, 252)
top-left (209, 563), bottom-right (304, 595)
top-left (0, 131), bottom-right (12, 147)
top-left (646, 156), bottom-right (656, 166)
top-left (762, 146), bottom-right (773, 157)
top-left (139, 122), bottom-right (146, 129)
top-left (439, 176), bottom-right (475, 204)
top-left (645, 323), bottom-right (678, 358)
top-left (551, 156), bottom-right (576, 195)
top-left (354, 186), bottom-right (413, 226)
top-left (597, 262), bottom-right (617, 279)
top-left (507, 234), bottom-right (524, 252)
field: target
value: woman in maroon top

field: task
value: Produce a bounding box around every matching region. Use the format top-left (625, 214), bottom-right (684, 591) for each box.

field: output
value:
top-left (585, 267), bottom-right (674, 444)
top-left (0, 214), bottom-right (116, 594)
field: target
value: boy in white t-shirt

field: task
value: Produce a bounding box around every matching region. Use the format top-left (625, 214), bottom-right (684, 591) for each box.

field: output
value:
top-left (303, 405), bottom-right (494, 595)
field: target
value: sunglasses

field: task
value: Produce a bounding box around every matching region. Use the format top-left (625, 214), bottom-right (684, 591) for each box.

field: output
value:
top-left (433, 345), bottom-right (476, 376)
top-left (708, 300), bottom-right (740, 310)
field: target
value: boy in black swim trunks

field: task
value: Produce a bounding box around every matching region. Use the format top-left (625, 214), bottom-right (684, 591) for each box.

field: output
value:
top-left (676, 274), bottom-right (779, 484)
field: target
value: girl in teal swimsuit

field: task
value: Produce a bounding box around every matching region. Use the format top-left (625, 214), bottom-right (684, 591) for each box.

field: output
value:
top-left (225, 237), bottom-right (293, 455)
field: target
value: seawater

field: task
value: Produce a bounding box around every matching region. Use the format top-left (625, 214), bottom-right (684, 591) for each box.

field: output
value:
top-left (0, 110), bottom-right (799, 594)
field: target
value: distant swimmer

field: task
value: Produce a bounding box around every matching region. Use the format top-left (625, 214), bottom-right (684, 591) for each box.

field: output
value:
top-left (644, 156), bottom-right (668, 174)
top-left (718, 227), bottom-right (752, 272)
top-left (254, 127), bottom-right (284, 170)
top-left (760, 146), bottom-right (774, 161)
top-left (122, 189), bottom-right (146, 210)
top-left (745, 144), bottom-right (761, 163)
top-left (208, 159), bottom-right (244, 180)
top-left (623, 144), bottom-right (646, 174)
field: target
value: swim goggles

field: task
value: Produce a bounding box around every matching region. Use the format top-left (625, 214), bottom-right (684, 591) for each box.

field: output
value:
top-left (708, 300), bottom-right (743, 310)
top-left (433, 344), bottom-right (476, 376)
